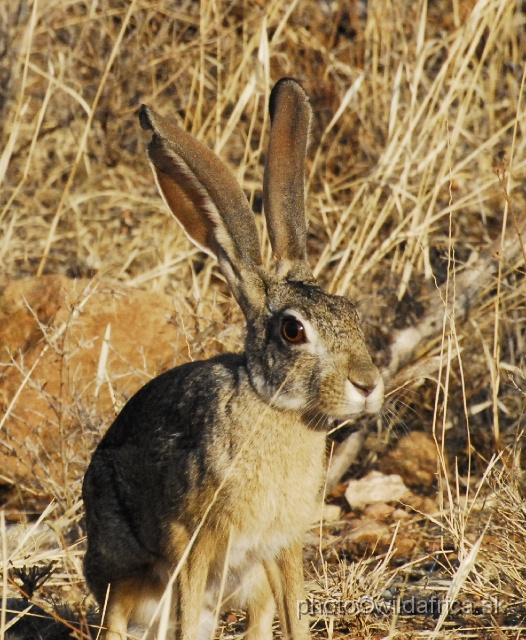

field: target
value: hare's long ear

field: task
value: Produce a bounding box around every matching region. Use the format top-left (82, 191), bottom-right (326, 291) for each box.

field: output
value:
top-left (263, 78), bottom-right (313, 281)
top-left (139, 105), bottom-right (265, 316)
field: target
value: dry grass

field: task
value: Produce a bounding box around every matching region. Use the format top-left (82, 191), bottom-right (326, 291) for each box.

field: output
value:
top-left (0, 0), bottom-right (525, 637)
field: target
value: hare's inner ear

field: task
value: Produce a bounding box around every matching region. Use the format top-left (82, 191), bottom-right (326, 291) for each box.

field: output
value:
top-left (139, 105), bottom-right (266, 316)
top-left (263, 78), bottom-right (313, 282)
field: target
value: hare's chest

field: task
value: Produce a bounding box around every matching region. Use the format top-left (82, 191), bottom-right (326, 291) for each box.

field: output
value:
top-left (226, 529), bottom-right (293, 570)
top-left (221, 420), bottom-right (326, 561)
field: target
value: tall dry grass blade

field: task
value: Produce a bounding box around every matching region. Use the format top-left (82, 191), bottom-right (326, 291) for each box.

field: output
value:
top-left (215, 73), bottom-right (257, 154)
top-left (0, 0), bottom-right (38, 188)
top-left (3, 604), bottom-right (34, 634)
top-left (256, 15), bottom-right (269, 92)
top-left (306, 74), bottom-right (364, 193)
top-left (388, 62), bottom-right (403, 141)
top-left (157, 574), bottom-right (172, 640)
top-left (8, 502), bottom-right (55, 562)
top-left (430, 529), bottom-right (486, 639)
top-left (37, 0), bottom-right (141, 276)
top-left (26, 61), bottom-right (91, 116)
top-left (95, 323), bottom-right (111, 398)
top-left (139, 485), bottom-right (220, 640)
top-left (0, 348), bottom-right (47, 434)
top-left (0, 102), bottom-right (26, 187)
top-left (209, 527), bottom-right (233, 640)
top-left (491, 57), bottom-right (526, 446)
top-left (0, 62), bottom-right (54, 260)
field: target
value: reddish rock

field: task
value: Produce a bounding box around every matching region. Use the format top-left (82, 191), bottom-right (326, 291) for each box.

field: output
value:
top-left (0, 276), bottom-right (200, 500)
top-left (363, 501), bottom-right (395, 522)
top-left (404, 494), bottom-right (438, 515)
top-left (379, 432), bottom-right (438, 489)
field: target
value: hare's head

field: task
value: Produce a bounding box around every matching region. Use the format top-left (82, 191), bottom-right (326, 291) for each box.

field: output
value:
top-left (139, 78), bottom-right (383, 426)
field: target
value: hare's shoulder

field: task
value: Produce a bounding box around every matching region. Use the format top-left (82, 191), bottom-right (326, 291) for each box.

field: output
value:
top-left (94, 353), bottom-right (249, 449)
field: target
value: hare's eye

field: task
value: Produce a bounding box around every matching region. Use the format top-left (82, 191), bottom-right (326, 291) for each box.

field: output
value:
top-left (281, 318), bottom-right (306, 344)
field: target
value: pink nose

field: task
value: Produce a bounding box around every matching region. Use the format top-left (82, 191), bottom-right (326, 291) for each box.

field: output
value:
top-left (352, 382), bottom-right (375, 398)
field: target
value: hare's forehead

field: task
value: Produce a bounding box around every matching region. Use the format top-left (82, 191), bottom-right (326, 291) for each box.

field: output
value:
top-left (267, 289), bottom-right (363, 339)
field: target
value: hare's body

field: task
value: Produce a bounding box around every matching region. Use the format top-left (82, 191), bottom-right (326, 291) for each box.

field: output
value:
top-left (83, 79), bottom-right (384, 640)
top-left (84, 354), bottom-right (326, 638)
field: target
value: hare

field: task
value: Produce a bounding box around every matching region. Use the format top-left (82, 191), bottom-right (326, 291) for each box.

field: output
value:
top-left (82, 78), bottom-right (384, 640)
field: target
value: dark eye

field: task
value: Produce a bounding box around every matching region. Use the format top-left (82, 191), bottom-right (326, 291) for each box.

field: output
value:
top-left (281, 318), bottom-right (306, 344)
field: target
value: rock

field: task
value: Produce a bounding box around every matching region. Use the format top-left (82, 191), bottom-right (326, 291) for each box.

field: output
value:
top-left (379, 432), bottom-right (438, 488)
top-left (393, 536), bottom-right (417, 558)
top-left (327, 481), bottom-right (347, 500)
top-left (347, 519), bottom-right (390, 544)
top-left (0, 275), bottom-right (232, 502)
top-left (344, 515), bottom-right (417, 559)
top-left (392, 508), bottom-right (411, 521)
top-left (316, 503), bottom-right (342, 523)
top-left (404, 494), bottom-right (437, 515)
top-left (343, 519), bottom-right (392, 556)
top-left (345, 471), bottom-right (410, 511)
top-left (363, 501), bottom-right (395, 522)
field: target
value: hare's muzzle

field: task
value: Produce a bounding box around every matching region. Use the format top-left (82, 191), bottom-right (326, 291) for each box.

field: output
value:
top-left (346, 366), bottom-right (384, 415)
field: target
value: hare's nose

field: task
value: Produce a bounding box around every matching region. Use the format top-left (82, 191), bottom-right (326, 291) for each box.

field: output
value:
top-left (349, 369), bottom-right (382, 397)
top-left (352, 382), bottom-right (375, 397)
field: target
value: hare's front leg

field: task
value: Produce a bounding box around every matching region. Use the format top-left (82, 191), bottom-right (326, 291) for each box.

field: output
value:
top-left (103, 578), bottom-right (142, 640)
top-left (173, 534), bottom-right (214, 640)
top-left (244, 563), bottom-right (276, 640)
top-left (265, 542), bottom-right (310, 640)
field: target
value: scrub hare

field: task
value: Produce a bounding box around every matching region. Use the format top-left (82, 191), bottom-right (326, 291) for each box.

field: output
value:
top-left (82, 78), bottom-right (384, 640)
